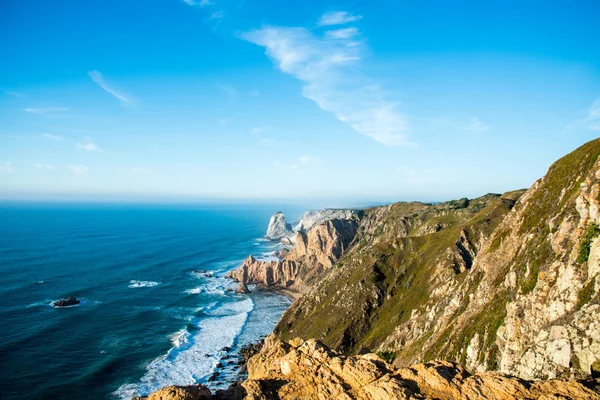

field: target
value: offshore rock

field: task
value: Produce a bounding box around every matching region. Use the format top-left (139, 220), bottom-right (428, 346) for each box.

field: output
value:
top-left (53, 296), bottom-right (80, 308)
top-left (264, 212), bottom-right (293, 241)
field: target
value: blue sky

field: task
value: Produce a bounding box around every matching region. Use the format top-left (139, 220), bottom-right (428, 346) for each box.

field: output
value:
top-left (1, 0), bottom-right (599, 204)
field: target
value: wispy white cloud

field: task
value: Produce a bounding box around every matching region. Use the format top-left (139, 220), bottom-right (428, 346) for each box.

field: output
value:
top-left (324, 27), bottom-right (359, 40)
top-left (42, 133), bottom-right (65, 141)
top-left (0, 161), bottom-right (13, 173)
top-left (273, 155), bottom-right (313, 172)
top-left (466, 117), bottom-right (489, 133)
top-left (24, 107), bottom-right (69, 118)
top-left (88, 70), bottom-right (132, 105)
top-left (34, 163), bottom-right (56, 170)
top-left (209, 10), bottom-right (224, 19)
top-left (76, 137), bottom-right (102, 152)
top-left (182, 0), bottom-right (214, 6)
top-left (318, 11), bottom-right (362, 27)
top-left (1, 89), bottom-right (26, 98)
top-left (251, 126), bottom-right (265, 135)
top-left (67, 164), bottom-right (89, 175)
top-left (273, 160), bottom-right (300, 171)
top-left (217, 83), bottom-right (236, 98)
top-left (567, 98), bottom-right (600, 131)
top-left (584, 98), bottom-right (600, 131)
top-left (242, 22), bottom-right (412, 146)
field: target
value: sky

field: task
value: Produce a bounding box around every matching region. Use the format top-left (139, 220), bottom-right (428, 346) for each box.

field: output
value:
top-left (1, 0), bottom-right (599, 204)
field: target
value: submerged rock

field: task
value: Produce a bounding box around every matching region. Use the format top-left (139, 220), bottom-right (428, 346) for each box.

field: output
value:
top-left (53, 296), bottom-right (80, 308)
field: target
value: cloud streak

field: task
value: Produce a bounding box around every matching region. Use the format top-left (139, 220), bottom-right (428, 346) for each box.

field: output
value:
top-left (584, 98), bottom-right (600, 131)
top-left (34, 163), bottom-right (56, 170)
top-left (67, 164), bottom-right (89, 175)
top-left (318, 11), bottom-right (362, 26)
top-left (24, 107), bottom-right (69, 118)
top-left (42, 133), bottom-right (65, 140)
top-left (88, 70), bottom-right (132, 105)
top-left (76, 137), bottom-right (102, 152)
top-left (242, 17), bottom-right (412, 146)
top-left (0, 161), bottom-right (13, 173)
top-left (182, 0), bottom-right (214, 6)
top-left (466, 117), bottom-right (490, 133)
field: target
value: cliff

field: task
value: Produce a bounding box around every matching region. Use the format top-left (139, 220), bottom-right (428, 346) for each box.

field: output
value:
top-left (274, 138), bottom-right (600, 380)
top-left (140, 337), bottom-right (599, 399)
top-left (226, 217), bottom-right (361, 296)
top-left (295, 209), bottom-right (361, 232)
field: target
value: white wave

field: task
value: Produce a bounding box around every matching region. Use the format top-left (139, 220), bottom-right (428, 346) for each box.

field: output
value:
top-left (169, 329), bottom-right (191, 347)
top-left (114, 298), bottom-right (255, 399)
top-left (129, 280), bottom-right (160, 288)
top-left (184, 287), bottom-right (202, 295)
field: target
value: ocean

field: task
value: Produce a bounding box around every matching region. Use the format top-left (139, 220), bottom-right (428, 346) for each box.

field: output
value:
top-left (0, 202), bottom-right (304, 400)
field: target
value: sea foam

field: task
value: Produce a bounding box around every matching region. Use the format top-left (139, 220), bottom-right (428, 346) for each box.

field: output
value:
top-left (128, 280), bottom-right (160, 288)
top-left (114, 298), bottom-right (254, 399)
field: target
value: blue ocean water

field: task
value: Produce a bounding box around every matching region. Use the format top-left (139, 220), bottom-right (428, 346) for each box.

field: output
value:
top-left (0, 202), bottom-right (302, 400)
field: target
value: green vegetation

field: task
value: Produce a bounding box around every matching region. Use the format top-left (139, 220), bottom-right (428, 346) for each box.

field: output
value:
top-left (576, 279), bottom-right (595, 310)
top-left (276, 193), bottom-right (519, 356)
top-left (520, 139), bottom-right (600, 235)
top-left (376, 351), bottom-right (396, 363)
top-left (489, 229), bottom-right (510, 253)
top-left (577, 223), bottom-right (600, 264)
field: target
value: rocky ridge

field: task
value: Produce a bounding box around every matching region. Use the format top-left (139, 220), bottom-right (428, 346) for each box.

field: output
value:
top-left (140, 336), bottom-right (599, 399)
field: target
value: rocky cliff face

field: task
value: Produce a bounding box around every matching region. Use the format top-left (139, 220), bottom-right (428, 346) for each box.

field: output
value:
top-left (140, 337), bottom-right (599, 400)
top-left (275, 139), bottom-right (600, 381)
top-left (264, 211), bottom-right (294, 241)
top-left (295, 209), bottom-right (361, 232)
top-left (226, 218), bottom-right (360, 296)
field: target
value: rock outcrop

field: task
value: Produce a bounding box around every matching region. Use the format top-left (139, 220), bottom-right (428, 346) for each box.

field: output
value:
top-left (141, 337), bottom-right (599, 400)
top-left (294, 209), bottom-right (361, 232)
top-left (264, 211), bottom-right (293, 241)
top-left (226, 218), bottom-right (360, 296)
top-left (53, 296), bottom-right (80, 308)
top-left (274, 138), bottom-right (600, 380)
top-left (132, 385), bottom-right (212, 400)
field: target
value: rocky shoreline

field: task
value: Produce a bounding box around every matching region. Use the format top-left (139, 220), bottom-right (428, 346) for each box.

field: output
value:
top-left (134, 336), bottom-right (600, 399)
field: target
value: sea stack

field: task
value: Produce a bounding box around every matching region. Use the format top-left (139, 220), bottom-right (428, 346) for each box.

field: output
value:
top-left (264, 211), bottom-right (294, 242)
